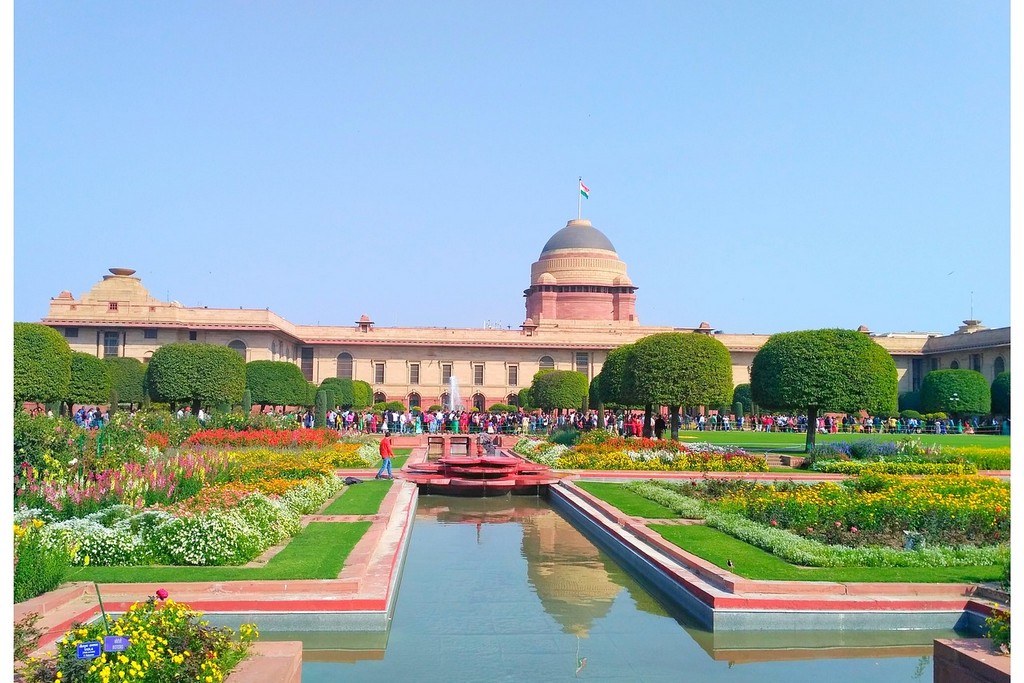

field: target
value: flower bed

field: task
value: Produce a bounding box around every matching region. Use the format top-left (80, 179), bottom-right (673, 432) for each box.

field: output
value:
top-left (811, 460), bottom-right (977, 475)
top-left (18, 593), bottom-right (258, 682)
top-left (627, 480), bottom-right (1007, 568)
top-left (184, 428), bottom-right (339, 449)
top-left (514, 436), bottom-right (768, 472)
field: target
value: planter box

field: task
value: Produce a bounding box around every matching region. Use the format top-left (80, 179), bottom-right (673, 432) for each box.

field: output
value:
top-left (779, 455), bottom-right (806, 468)
top-left (933, 638), bottom-right (1009, 683)
top-left (227, 641), bottom-right (302, 683)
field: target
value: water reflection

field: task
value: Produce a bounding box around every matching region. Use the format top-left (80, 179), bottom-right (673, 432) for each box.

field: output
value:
top-left (294, 494), bottom-right (956, 682)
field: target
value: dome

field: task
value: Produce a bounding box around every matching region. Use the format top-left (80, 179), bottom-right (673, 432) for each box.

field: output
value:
top-left (537, 272), bottom-right (557, 285)
top-left (540, 219), bottom-right (616, 255)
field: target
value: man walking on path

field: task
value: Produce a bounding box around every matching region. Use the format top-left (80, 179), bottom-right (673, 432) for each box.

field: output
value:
top-left (376, 430), bottom-right (394, 479)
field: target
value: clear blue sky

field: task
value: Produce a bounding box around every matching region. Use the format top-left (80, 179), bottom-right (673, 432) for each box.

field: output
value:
top-left (13, 2), bottom-right (1011, 335)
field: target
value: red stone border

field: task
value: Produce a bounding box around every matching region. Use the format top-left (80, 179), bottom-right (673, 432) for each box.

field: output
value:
top-left (933, 639), bottom-right (1010, 683)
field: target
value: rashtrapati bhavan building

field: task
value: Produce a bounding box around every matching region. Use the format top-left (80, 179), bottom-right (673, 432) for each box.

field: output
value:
top-left (41, 218), bottom-right (1011, 411)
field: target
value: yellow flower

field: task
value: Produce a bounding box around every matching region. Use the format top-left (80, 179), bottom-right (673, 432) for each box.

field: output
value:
top-left (84, 555), bottom-right (91, 566)
top-left (32, 519), bottom-right (44, 529)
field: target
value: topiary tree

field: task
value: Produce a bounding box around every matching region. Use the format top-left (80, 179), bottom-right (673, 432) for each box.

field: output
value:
top-left (530, 370), bottom-right (589, 414)
top-left (919, 369), bottom-right (991, 418)
top-left (14, 323), bottom-right (72, 405)
top-left (320, 377), bottom-right (371, 409)
top-left (625, 332), bottom-right (733, 440)
top-left (517, 388), bottom-right (533, 411)
top-left (314, 390), bottom-right (328, 428)
top-left (104, 357), bottom-right (146, 408)
top-left (598, 345), bottom-right (635, 408)
top-left (246, 360), bottom-right (309, 410)
top-left (64, 352), bottom-right (112, 415)
top-left (147, 343), bottom-right (246, 413)
top-left (242, 389), bottom-right (253, 415)
top-left (751, 328), bottom-right (897, 451)
top-left (731, 383), bottom-right (753, 416)
top-left (488, 403), bottom-right (516, 413)
top-left (991, 372), bottom-right (1010, 417)
top-left (588, 374), bottom-right (603, 415)
top-left (898, 390), bottom-right (922, 413)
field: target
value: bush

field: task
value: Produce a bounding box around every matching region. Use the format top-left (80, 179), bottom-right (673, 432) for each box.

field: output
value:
top-left (14, 322), bottom-right (73, 404)
top-left (991, 372), bottom-right (1010, 416)
top-left (488, 403), bottom-right (516, 413)
top-left (14, 519), bottom-right (73, 603)
top-left (986, 610), bottom-right (1010, 653)
top-left (549, 427), bottom-right (580, 447)
top-left (20, 594), bottom-right (258, 683)
top-left (13, 411), bottom-right (84, 478)
top-left (920, 369), bottom-right (991, 416)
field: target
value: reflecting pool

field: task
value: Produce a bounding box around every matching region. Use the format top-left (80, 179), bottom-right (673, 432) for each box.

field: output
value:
top-left (277, 495), bottom-right (957, 682)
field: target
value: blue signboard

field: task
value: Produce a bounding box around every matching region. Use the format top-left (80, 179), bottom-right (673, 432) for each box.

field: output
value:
top-left (104, 635), bottom-right (130, 652)
top-left (76, 641), bottom-right (103, 660)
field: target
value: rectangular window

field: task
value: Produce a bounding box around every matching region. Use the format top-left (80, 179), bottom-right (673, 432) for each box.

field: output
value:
top-left (911, 358), bottom-right (922, 392)
top-left (375, 362), bottom-right (386, 385)
top-left (441, 363), bottom-right (452, 384)
top-left (409, 363), bottom-right (420, 385)
top-left (189, 331), bottom-right (198, 341)
top-left (473, 363), bottom-right (484, 385)
top-left (64, 327), bottom-right (79, 338)
top-left (508, 365), bottom-right (519, 387)
top-left (301, 347), bottom-right (314, 381)
top-left (103, 331), bottom-right (120, 358)
top-left (144, 329), bottom-right (158, 340)
top-left (930, 358), bottom-right (939, 372)
top-left (971, 354), bottom-right (982, 372)
top-left (107, 302), bottom-right (118, 311)
top-left (575, 351), bottom-right (589, 376)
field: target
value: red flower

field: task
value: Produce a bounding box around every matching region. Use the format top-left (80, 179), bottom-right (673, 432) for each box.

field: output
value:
top-left (770, 520), bottom-right (778, 526)
top-left (155, 588), bottom-right (169, 601)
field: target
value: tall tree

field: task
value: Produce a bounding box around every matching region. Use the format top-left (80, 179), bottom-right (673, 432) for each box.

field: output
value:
top-left (147, 343), bottom-right (246, 413)
top-left (246, 360), bottom-right (309, 409)
top-left (65, 351), bottom-right (112, 415)
top-left (626, 332), bottom-right (733, 440)
top-left (598, 345), bottom-right (636, 408)
top-left (919, 369), bottom-right (991, 418)
top-left (751, 328), bottom-right (897, 451)
top-left (991, 372), bottom-right (1010, 417)
top-left (14, 323), bottom-right (72, 405)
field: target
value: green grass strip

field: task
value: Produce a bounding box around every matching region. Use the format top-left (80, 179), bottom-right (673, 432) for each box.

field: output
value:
top-left (66, 522), bottom-right (371, 583)
top-left (321, 479), bottom-right (392, 515)
top-left (575, 481), bottom-right (680, 518)
top-left (337, 448), bottom-right (411, 470)
top-left (651, 523), bottom-right (1003, 583)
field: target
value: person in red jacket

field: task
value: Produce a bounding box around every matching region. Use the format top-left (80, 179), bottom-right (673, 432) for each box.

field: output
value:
top-left (375, 430), bottom-right (394, 480)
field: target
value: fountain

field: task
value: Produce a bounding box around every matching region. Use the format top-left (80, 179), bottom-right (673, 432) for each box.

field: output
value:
top-left (447, 375), bottom-right (461, 411)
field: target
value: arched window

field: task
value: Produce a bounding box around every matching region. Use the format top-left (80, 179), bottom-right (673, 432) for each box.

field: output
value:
top-left (507, 393), bottom-right (519, 407)
top-left (539, 355), bottom-right (555, 370)
top-left (950, 360), bottom-right (960, 370)
top-left (439, 392), bottom-right (450, 409)
top-left (228, 340), bottom-right (247, 358)
top-left (373, 391), bottom-right (387, 404)
top-left (408, 392), bottom-right (421, 409)
top-left (337, 352), bottom-right (354, 379)
top-left (994, 356), bottom-right (1005, 376)
top-left (472, 393), bottom-right (486, 411)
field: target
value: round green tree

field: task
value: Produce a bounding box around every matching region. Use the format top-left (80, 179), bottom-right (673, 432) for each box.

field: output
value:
top-left (530, 370), bottom-right (589, 413)
top-left (919, 369), bottom-right (991, 417)
top-left (247, 360), bottom-right (309, 409)
top-left (598, 345), bottom-right (636, 408)
top-left (991, 372), bottom-right (1010, 417)
top-left (750, 328), bottom-right (897, 451)
top-left (14, 323), bottom-right (72, 405)
top-left (319, 377), bottom-right (372, 409)
top-left (64, 352), bottom-right (112, 414)
top-left (104, 357), bottom-right (147, 408)
top-left (147, 343), bottom-right (246, 413)
top-left (625, 332), bottom-right (733, 439)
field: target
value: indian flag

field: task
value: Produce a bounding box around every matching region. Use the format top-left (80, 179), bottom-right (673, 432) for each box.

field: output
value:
top-left (579, 180), bottom-right (590, 199)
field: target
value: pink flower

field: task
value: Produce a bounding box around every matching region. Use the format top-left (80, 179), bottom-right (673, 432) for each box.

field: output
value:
top-left (834, 521), bottom-right (842, 528)
top-left (770, 520), bottom-right (778, 526)
top-left (155, 588), bottom-right (169, 601)
top-left (806, 527), bottom-right (814, 533)
top-left (850, 527), bottom-right (858, 533)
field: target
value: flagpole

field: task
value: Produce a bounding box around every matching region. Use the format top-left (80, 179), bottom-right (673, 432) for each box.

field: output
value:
top-left (578, 177), bottom-right (582, 220)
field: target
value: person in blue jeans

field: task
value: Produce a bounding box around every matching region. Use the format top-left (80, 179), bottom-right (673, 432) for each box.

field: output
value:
top-left (375, 431), bottom-right (394, 480)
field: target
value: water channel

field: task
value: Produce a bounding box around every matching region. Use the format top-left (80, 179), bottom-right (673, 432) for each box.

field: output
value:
top-left (267, 495), bottom-right (959, 682)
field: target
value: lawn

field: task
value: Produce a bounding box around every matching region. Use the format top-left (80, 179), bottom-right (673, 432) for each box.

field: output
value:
top-left (575, 481), bottom-right (679, 518)
top-left (650, 523), bottom-right (1003, 583)
top-left (321, 479), bottom-right (393, 515)
top-left (65, 521), bottom-right (371, 583)
top-left (672, 430), bottom-right (1010, 453)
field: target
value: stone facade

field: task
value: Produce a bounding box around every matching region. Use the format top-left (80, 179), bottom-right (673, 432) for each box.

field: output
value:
top-left (39, 218), bottom-right (1010, 410)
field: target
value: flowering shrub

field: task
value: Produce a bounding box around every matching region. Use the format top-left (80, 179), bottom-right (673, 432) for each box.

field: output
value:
top-left (155, 510), bottom-right (263, 565)
top-left (41, 514), bottom-right (149, 566)
top-left (14, 518), bottom-right (73, 602)
top-left (20, 594), bottom-right (258, 682)
top-left (811, 460), bottom-right (977, 475)
top-left (512, 438), bottom-right (569, 465)
top-left (13, 411), bottom-right (86, 478)
top-left (15, 451), bottom-right (233, 519)
top-left (184, 428), bottom-right (338, 449)
top-left (221, 446), bottom-right (355, 481)
top-left (986, 609), bottom-right (1010, 653)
